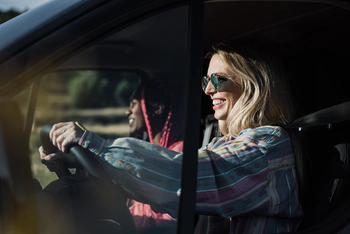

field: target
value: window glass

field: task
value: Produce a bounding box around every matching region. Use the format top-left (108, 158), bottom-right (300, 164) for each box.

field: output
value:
top-left (12, 84), bottom-right (31, 119)
top-left (36, 70), bottom-right (140, 137)
top-left (29, 5), bottom-right (188, 231)
top-left (31, 71), bottom-right (140, 186)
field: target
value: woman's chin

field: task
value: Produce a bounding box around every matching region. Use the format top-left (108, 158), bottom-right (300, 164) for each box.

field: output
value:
top-left (214, 112), bottom-right (226, 121)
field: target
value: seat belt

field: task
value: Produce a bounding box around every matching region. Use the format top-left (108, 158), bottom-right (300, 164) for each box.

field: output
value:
top-left (286, 101), bottom-right (350, 128)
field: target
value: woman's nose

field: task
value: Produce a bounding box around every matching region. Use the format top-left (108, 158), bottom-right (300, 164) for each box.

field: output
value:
top-left (204, 80), bottom-right (216, 95)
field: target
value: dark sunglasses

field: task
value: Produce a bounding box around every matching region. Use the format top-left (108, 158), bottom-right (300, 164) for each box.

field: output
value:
top-left (202, 73), bottom-right (229, 91)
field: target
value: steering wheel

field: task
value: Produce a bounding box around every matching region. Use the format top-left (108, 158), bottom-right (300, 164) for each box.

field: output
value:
top-left (39, 124), bottom-right (136, 234)
top-left (40, 124), bottom-right (110, 179)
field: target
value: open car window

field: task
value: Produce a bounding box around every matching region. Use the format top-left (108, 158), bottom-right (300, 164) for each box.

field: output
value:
top-left (26, 71), bottom-right (141, 186)
top-left (9, 4), bottom-right (189, 231)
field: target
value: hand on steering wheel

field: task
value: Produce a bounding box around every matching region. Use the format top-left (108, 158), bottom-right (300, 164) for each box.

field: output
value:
top-left (49, 121), bottom-right (85, 153)
top-left (40, 123), bottom-right (107, 179)
top-left (39, 146), bottom-right (79, 171)
top-left (39, 123), bottom-right (137, 234)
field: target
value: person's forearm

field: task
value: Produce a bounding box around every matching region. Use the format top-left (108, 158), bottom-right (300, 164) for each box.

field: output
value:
top-left (79, 134), bottom-right (182, 216)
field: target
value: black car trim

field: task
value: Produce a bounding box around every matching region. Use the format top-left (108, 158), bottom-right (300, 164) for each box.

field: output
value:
top-left (286, 101), bottom-right (350, 129)
top-left (177, 0), bottom-right (203, 233)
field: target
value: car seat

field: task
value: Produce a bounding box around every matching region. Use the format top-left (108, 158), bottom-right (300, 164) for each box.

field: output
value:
top-left (287, 102), bottom-right (350, 233)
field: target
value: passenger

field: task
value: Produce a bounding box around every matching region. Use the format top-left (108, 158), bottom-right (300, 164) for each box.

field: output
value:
top-left (126, 80), bottom-right (184, 152)
top-left (125, 80), bottom-right (183, 228)
top-left (40, 38), bottom-right (305, 233)
top-left (39, 79), bottom-right (184, 229)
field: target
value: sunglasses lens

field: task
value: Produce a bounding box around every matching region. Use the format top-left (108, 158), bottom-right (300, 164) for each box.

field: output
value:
top-left (202, 74), bottom-right (220, 91)
top-left (202, 76), bottom-right (208, 91)
top-left (211, 74), bottom-right (218, 90)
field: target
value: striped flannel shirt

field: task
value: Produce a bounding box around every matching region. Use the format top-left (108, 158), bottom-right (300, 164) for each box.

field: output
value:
top-left (79, 125), bottom-right (304, 233)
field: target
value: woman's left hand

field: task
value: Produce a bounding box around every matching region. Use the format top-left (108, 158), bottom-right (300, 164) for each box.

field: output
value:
top-left (50, 121), bottom-right (85, 153)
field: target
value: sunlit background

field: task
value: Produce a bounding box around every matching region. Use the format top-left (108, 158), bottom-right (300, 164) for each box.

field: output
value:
top-left (0, 0), bottom-right (49, 11)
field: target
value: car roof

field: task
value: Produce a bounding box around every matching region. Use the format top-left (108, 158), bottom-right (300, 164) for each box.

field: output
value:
top-left (1, 0), bottom-right (348, 94)
top-left (204, 1), bottom-right (350, 54)
top-left (51, 0), bottom-right (350, 72)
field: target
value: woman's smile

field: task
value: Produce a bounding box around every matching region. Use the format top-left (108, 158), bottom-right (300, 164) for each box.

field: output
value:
top-left (204, 54), bottom-right (243, 120)
top-left (129, 118), bottom-right (135, 126)
top-left (212, 99), bottom-right (226, 110)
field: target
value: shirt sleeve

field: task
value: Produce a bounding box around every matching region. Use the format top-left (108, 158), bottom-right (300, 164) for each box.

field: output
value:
top-left (195, 127), bottom-right (301, 218)
top-left (79, 131), bottom-right (183, 217)
top-left (78, 127), bottom-right (301, 219)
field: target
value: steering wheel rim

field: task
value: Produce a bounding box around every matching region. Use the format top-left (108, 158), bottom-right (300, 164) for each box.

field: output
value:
top-left (39, 124), bottom-right (137, 234)
top-left (40, 124), bottom-right (110, 179)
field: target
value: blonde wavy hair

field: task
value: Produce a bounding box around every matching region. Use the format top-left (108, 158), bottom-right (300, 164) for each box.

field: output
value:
top-left (207, 39), bottom-right (295, 137)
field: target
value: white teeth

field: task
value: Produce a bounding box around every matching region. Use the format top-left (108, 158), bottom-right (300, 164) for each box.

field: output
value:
top-left (212, 100), bottom-right (225, 105)
top-left (129, 119), bottom-right (134, 125)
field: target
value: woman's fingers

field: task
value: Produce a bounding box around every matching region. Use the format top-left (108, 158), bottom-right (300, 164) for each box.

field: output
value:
top-left (39, 143), bottom-right (81, 172)
top-left (50, 122), bottom-right (73, 146)
top-left (39, 147), bottom-right (61, 172)
top-left (49, 122), bottom-right (84, 153)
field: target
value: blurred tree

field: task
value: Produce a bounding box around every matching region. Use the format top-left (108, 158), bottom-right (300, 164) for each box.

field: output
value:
top-left (68, 70), bottom-right (140, 109)
top-left (0, 9), bottom-right (23, 24)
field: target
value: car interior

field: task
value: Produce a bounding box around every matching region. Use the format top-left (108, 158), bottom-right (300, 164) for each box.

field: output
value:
top-left (0, 0), bottom-right (350, 233)
top-left (203, 3), bottom-right (350, 233)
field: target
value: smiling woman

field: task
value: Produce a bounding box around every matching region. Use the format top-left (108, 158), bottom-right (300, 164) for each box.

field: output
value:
top-left (127, 79), bottom-right (184, 149)
top-left (124, 79), bottom-right (184, 228)
top-left (203, 54), bottom-right (243, 122)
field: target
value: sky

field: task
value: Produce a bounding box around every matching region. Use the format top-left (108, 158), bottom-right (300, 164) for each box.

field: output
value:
top-left (0, 0), bottom-right (49, 11)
